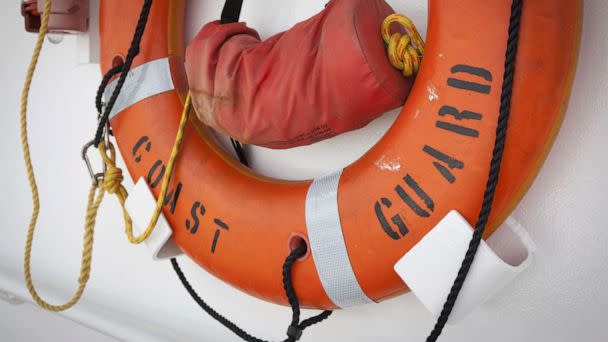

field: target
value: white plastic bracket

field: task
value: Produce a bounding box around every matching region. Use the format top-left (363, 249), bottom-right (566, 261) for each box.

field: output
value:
top-left (124, 178), bottom-right (183, 260)
top-left (394, 210), bottom-right (535, 323)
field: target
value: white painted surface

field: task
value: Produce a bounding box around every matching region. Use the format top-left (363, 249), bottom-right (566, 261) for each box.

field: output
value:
top-left (0, 1), bottom-right (606, 341)
top-left (0, 299), bottom-right (116, 341)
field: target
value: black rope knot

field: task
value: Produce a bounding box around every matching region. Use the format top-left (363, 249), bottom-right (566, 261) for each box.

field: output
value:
top-left (287, 325), bottom-right (303, 341)
top-left (171, 244), bottom-right (332, 342)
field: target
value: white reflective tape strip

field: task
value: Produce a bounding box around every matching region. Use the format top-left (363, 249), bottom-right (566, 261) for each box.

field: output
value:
top-left (104, 57), bottom-right (175, 119)
top-left (394, 210), bottom-right (534, 323)
top-left (305, 170), bottom-right (373, 308)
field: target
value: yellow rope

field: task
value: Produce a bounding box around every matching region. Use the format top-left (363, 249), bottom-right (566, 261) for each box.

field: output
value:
top-left (20, 0), bottom-right (97, 311)
top-left (20, 0), bottom-right (192, 310)
top-left (98, 93), bottom-right (192, 244)
top-left (381, 13), bottom-right (425, 77)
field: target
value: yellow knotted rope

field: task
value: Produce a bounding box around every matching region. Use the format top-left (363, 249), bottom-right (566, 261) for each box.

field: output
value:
top-left (382, 13), bottom-right (425, 77)
top-left (20, 0), bottom-right (191, 311)
top-left (98, 93), bottom-right (191, 244)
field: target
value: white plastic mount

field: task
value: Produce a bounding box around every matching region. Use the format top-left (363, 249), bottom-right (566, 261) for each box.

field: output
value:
top-left (394, 210), bottom-right (535, 323)
top-left (124, 178), bottom-right (183, 260)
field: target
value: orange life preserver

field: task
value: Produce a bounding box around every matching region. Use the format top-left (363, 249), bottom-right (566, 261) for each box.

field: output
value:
top-left (100, 0), bottom-right (581, 309)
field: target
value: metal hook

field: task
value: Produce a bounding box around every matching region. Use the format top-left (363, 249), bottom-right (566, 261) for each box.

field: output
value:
top-left (81, 139), bottom-right (103, 186)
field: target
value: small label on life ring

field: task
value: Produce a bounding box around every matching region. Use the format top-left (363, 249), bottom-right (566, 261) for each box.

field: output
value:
top-left (394, 210), bottom-right (535, 323)
top-left (124, 178), bottom-right (183, 260)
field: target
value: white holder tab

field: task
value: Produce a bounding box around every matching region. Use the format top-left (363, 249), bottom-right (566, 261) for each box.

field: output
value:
top-left (124, 178), bottom-right (183, 260)
top-left (394, 210), bottom-right (534, 323)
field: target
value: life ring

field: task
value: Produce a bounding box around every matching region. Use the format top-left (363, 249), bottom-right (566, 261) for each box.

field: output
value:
top-left (100, 0), bottom-right (581, 309)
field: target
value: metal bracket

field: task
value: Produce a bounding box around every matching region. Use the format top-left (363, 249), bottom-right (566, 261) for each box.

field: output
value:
top-left (21, 0), bottom-right (89, 34)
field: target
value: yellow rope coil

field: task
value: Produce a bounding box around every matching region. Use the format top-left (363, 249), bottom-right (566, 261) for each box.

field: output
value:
top-left (20, 0), bottom-right (191, 310)
top-left (381, 13), bottom-right (425, 77)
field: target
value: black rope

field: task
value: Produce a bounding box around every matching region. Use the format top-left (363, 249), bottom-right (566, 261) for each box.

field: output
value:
top-left (170, 245), bottom-right (332, 342)
top-left (93, 0), bottom-right (153, 146)
top-left (231, 138), bottom-right (249, 166)
top-left (220, 0), bottom-right (244, 24)
top-left (426, 0), bottom-right (523, 340)
top-left (95, 63), bottom-right (123, 115)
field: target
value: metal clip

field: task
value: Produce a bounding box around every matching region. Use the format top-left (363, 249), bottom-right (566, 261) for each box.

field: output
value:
top-left (82, 103), bottom-right (112, 186)
top-left (82, 140), bottom-right (102, 186)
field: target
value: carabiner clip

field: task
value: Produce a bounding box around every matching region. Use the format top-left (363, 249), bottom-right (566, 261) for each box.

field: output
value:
top-left (83, 103), bottom-right (112, 186)
top-left (81, 139), bottom-right (104, 187)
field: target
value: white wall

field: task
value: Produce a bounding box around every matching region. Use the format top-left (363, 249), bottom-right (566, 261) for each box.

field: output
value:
top-left (1, 1), bottom-right (607, 341)
top-left (0, 299), bottom-right (114, 341)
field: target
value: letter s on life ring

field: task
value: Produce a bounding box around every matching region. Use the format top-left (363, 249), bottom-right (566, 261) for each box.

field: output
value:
top-left (99, 0), bottom-right (582, 309)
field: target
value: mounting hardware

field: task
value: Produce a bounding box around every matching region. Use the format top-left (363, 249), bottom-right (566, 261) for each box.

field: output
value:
top-left (21, 0), bottom-right (89, 34)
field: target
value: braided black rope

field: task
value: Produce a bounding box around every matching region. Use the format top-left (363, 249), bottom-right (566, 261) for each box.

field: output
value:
top-left (426, 1), bottom-right (523, 340)
top-left (95, 63), bottom-right (123, 115)
top-left (93, 0), bottom-right (153, 146)
top-left (171, 245), bottom-right (332, 342)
